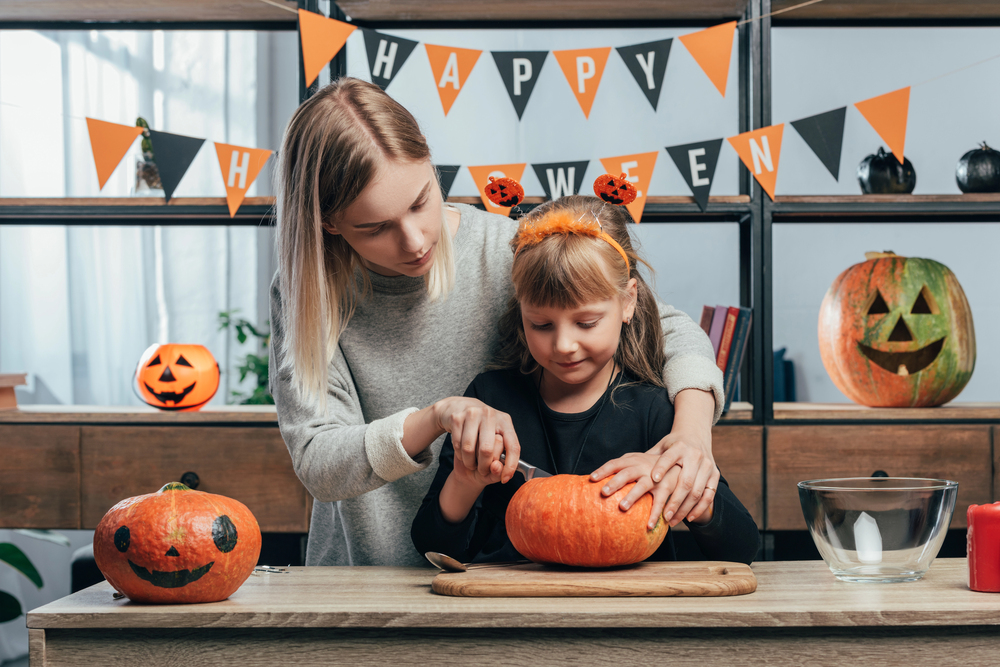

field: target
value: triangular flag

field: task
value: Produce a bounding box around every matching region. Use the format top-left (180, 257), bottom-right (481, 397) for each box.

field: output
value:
top-left (467, 163), bottom-right (527, 217)
top-left (146, 130), bottom-right (205, 202)
top-left (615, 39), bottom-right (672, 111)
top-left (552, 47), bottom-right (612, 119)
top-left (298, 9), bottom-right (356, 88)
top-left (362, 28), bottom-right (419, 91)
top-left (424, 44), bottom-right (483, 116)
top-left (855, 87), bottom-right (910, 163)
top-left (86, 118), bottom-right (143, 190)
top-left (491, 51), bottom-right (548, 120)
top-left (435, 164), bottom-right (460, 200)
top-left (790, 107), bottom-right (846, 180)
top-left (598, 152), bottom-right (659, 223)
top-left (665, 139), bottom-right (723, 212)
top-left (727, 124), bottom-right (785, 200)
top-left (214, 143), bottom-right (273, 217)
top-left (531, 160), bottom-right (589, 200)
top-left (678, 21), bottom-right (736, 97)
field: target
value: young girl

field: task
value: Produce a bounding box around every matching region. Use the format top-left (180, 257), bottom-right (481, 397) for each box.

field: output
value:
top-left (412, 195), bottom-right (760, 565)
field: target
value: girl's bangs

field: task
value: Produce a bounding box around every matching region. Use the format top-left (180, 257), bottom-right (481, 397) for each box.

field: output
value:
top-left (513, 235), bottom-right (620, 309)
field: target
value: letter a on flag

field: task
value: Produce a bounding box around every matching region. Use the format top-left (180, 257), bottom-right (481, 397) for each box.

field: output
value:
top-left (425, 44), bottom-right (482, 116)
top-left (467, 163), bottom-right (527, 217)
top-left (599, 152), bottom-right (659, 223)
top-left (553, 47), bottom-right (612, 119)
top-left (678, 21), bottom-right (736, 97)
top-left (727, 124), bottom-right (784, 200)
top-left (855, 87), bottom-right (910, 163)
top-left (214, 143), bottom-right (274, 217)
top-left (86, 118), bottom-right (143, 190)
top-left (298, 9), bottom-right (356, 87)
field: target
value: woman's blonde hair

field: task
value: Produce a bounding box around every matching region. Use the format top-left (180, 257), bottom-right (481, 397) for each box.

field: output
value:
top-left (493, 195), bottom-right (665, 389)
top-left (275, 78), bottom-right (455, 411)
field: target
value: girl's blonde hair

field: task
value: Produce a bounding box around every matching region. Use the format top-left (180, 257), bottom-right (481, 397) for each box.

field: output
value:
top-left (275, 78), bottom-right (455, 411)
top-left (493, 195), bottom-right (665, 388)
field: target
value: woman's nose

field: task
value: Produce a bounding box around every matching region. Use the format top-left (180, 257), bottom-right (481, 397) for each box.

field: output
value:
top-left (398, 219), bottom-right (424, 253)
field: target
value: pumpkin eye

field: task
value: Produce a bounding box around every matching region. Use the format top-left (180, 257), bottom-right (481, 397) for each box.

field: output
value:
top-left (911, 286), bottom-right (937, 314)
top-left (867, 290), bottom-right (890, 315)
top-left (212, 515), bottom-right (238, 553)
top-left (114, 526), bottom-right (130, 552)
top-left (145, 355), bottom-right (162, 368)
top-left (176, 355), bottom-right (193, 368)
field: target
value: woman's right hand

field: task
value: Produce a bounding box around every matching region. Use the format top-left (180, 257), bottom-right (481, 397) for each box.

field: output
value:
top-left (433, 397), bottom-right (521, 483)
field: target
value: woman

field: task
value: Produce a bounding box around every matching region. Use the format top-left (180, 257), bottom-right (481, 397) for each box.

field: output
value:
top-left (269, 77), bottom-right (724, 567)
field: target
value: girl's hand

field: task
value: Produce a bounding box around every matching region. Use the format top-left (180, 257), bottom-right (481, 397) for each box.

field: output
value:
top-left (432, 397), bottom-right (520, 483)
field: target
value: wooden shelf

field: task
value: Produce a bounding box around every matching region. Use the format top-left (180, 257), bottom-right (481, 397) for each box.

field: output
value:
top-left (774, 402), bottom-right (1000, 423)
top-left (0, 405), bottom-right (278, 425)
top-left (772, 0), bottom-right (1000, 21)
top-left (0, 0), bottom-right (299, 24)
top-left (772, 194), bottom-right (1000, 221)
top-left (0, 197), bottom-right (276, 226)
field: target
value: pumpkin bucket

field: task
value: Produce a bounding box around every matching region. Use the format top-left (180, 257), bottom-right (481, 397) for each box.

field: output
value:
top-left (134, 343), bottom-right (220, 412)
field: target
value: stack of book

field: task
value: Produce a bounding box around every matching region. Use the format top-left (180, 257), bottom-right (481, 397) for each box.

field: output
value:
top-left (699, 305), bottom-right (752, 413)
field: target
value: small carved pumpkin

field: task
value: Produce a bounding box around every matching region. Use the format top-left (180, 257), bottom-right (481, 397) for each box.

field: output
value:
top-left (506, 475), bottom-right (667, 567)
top-left (818, 251), bottom-right (976, 407)
top-left (593, 173), bottom-right (638, 206)
top-left (94, 482), bottom-right (261, 603)
top-left (956, 142), bottom-right (1000, 193)
top-left (135, 344), bottom-right (219, 412)
top-left (484, 176), bottom-right (524, 207)
top-left (857, 147), bottom-right (916, 194)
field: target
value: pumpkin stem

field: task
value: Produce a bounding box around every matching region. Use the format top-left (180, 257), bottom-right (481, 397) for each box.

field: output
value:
top-left (159, 482), bottom-right (191, 492)
top-left (864, 250), bottom-right (897, 260)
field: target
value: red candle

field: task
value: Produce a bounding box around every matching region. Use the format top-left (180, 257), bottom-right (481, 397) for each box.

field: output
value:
top-left (967, 502), bottom-right (1000, 592)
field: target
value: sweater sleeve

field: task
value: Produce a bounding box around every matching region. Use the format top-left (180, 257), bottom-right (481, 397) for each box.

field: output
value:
top-left (683, 475), bottom-right (761, 565)
top-left (269, 276), bottom-right (433, 504)
top-left (657, 301), bottom-right (726, 424)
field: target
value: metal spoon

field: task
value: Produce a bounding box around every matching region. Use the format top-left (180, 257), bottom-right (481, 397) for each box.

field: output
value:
top-left (424, 552), bottom-right (529, 573)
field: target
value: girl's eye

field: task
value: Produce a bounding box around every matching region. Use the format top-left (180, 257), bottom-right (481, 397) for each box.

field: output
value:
top-left (529, 323), bottom-right (551, 331)
top-left (579, 320), bottom-right (601, 329)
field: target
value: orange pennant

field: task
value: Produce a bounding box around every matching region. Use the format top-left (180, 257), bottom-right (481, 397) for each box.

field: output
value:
top-left (678, 21), bottom-right (736, 97)
top-left (86, 118), bottom-right (143, 190)
top-left (214, 143), bottom-right (273, 217)
top-left (727, 124), bottom-right (784, 201)
top-left (467, 163), bottom-right (527, 217)
top-left (298, 9), bottom-right (356, 88)
top-left (552, 47), bottom-right (612, 119)
top-left (855, 87), bottom-right (910, 163)
top-left (598, 152), bottom-right (659, 223)
top-left (424, 44), bottom-right (482, 116)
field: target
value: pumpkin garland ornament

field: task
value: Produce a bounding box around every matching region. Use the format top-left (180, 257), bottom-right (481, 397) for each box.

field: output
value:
top-left (484, 175), bottom-right (525, 208)
top-left (593, 173), bottom-right (638, 206)
top-left (135, 343), bottom-right (220, 412)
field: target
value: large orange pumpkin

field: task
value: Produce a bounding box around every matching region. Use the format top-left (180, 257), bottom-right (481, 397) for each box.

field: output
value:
top-left (818, 252), bottom-right (976, 407)
top-left (506, 475), bottom-right (668, 567)
top-left (94, 482), bottom-right (261, 604)
top-left (135, 343), bottom-right (219, 411)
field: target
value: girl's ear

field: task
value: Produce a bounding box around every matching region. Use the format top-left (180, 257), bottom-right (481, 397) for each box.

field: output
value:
top-left (623, 278), bottom-right (638, 322)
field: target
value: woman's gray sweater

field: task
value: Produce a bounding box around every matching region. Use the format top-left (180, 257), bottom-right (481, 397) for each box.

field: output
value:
top-left (269, 203), bottom-right (724, 567)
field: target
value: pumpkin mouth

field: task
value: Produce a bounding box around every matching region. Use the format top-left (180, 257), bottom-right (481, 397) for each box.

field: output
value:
top-left (143, 382), bottom-right (196, 405)
top-left (128, 560), bottom-right (214, 588)
top-left (857, 337), bottom-right (946, 376)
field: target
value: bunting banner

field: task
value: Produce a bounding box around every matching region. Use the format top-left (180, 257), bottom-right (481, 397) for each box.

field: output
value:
top-left (855, 87), bottom-right (911, 162)
top-left (362, 28), bottom-right (419, 91)
top-left (552, 47), bottom-right (612, 119)
top-left (616, 39), bottom-right (673, 111)
top-left (435, 164), bottom-right (461, 200)
top-left (86, 118), bottom-right (144, 190)
top-left (467, 163), bottom-right (527, 217)
top-left (666, 139), bottom-right (723, 212)
top-left (298, 9), bottom-right (356, 87)
top-left (599, 152), bottom-right (658, 223)
top-left (531, 160), bottom-right (589, 199)
top-left (790, 107), bottom-right (846, 180)
top-left (425, 44), bottom-right (483, 116)
top-left (678, 21), bottom-right (736, 97)
top-left (214, 143), bottom-right (274, 217)
top-left (146, 130), bottom-right (205, 202)
top-left (491, 51), bottom-right (548, 120)
top-left (728, 124), bottom-right (785, 201)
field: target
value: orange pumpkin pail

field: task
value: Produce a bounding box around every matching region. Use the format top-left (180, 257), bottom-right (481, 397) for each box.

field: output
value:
top-left (134, 343), bottom-right (220, 412)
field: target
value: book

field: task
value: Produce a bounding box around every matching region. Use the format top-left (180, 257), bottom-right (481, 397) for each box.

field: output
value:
top-left (722, 307), bottom-right (753, 413)
top-left (698, 305), bottom-right (715, 336)
top-left (708, 305), bottom-right (728, 357)
top-left (715, 306), bottom-right (740, 371)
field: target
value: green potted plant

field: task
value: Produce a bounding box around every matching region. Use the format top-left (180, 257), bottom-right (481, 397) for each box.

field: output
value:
top-left (1, 531), bottom-right (69, 623)
top-left (134, 117), bottom-right (164, 197)
top-left (218, 310), bottom-right (273, 405)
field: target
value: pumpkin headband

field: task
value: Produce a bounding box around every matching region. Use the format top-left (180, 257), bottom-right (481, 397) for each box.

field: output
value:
top-left (513, 210), bottom-right (631, 272)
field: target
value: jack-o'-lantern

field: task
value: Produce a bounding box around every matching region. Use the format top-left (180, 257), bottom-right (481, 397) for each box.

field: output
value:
top-left (593, 173), bottom-right (637, 206)
top-left (484, 176), bottom-right (524, 207)
top-left (135, 344), bottom-right (219, 411)
top-left (818, 252), bottom-right (975, 407)
top-left (94, 482), bottom-right (261, 604)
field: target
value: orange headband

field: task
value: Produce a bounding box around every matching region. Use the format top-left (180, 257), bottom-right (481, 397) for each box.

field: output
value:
top-left (514, 210), bottom-right (631, 273)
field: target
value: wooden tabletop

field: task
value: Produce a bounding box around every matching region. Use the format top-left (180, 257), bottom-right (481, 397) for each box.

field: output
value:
top-left (27, 559), bottom-right (1000, 630)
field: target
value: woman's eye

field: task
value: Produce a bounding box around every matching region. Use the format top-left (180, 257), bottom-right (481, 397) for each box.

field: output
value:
top-left (367, 225), bottom-right (386, 236)
top-left (410, 199), bottom-right (426, 212)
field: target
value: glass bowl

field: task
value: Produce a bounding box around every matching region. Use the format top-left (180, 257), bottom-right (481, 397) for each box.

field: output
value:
top-left (798, 477), bottom-right (958, 583)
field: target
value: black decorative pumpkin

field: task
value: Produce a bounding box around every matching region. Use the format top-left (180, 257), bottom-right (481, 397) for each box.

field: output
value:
top-left (857, 147), bottom-right (916, 195)
top-left (956, 142), bottom-right (1000, 193)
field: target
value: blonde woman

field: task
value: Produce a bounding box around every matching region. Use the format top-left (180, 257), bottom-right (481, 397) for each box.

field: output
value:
top-left (270, 78), bottom-right (725, 567)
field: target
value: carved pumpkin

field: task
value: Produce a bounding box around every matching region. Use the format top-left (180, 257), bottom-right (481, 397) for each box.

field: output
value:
top-left (506, 475), bottom-right (667, 567)
top-left (484, 176), bottom-right (524, 207)
top-left (956, 142), bottom-right (1000, 193)
top-left (135, 343), bottom-right (219, 412)
top-left (94, 482), bottom-right (261, 604)
top-left (593, 173), bottom-right (638, 206)
top-left (857, 147), bottom-right (916, 194)
top-left (818, 252), bottom-right (976, 407)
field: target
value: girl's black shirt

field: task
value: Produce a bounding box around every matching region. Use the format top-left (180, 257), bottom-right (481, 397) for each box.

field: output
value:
top-left (411, 368), bottom-right (760, 565)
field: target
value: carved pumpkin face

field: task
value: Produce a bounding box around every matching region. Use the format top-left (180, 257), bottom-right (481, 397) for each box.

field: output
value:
top-left (484, 176), bottom-right (524, 207)
top-left (593, 173), bottom-right (637, 206)
top-left (818, 252), bottom-right (976, 407)
top-left (93, 482), bottom-right (261, 604)
top-left (136, 344), bottom-right (219, 412)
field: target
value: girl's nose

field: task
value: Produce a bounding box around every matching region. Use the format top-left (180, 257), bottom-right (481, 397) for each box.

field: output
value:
top-left (554, 328), bottom-right (578, 355)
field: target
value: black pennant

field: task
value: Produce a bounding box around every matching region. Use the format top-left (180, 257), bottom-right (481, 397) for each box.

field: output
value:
top-left (531, 160), bottom-right (589, 200)
top-left (666, 139), bottom-right (723, 213)
top-left (146, 129), bottom-right (205, 202)
top-left (616, 39), bottom-right (672, 111)
top-left (362, 28), bottom-right (419, 91)
top-left (435, 165), bottom-right (460, 200)
top-left (491, 51), bottom-right (548, 120)
top-left (791, 107), bottom-right (847, 181)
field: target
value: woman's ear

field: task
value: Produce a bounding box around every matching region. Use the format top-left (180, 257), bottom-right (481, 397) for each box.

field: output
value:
top-left (623, 278), bottom-right (638, 322)
top-left (321, 218), bottom-right (341, 236)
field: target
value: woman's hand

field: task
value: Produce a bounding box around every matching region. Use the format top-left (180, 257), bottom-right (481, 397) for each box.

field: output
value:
top-left (432, 397), bottom-right (520, 483)
top-left (646, 425), bottom-right (720, 527)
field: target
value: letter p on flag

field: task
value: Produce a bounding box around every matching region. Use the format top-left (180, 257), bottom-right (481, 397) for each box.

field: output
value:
top-left (214, 143), bottom-right (273, 217)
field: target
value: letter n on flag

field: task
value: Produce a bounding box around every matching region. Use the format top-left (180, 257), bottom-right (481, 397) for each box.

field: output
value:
top-left (425, 44), bottom-right (482, 116)
top-left (467, 163), bottom-right (527, 217)
top-left (553, 47), bottom-right (612, 119)
top-left (598, 152), bottom-right (658, 223)
top-left (727, 124), bottom-right (784, 201)
top-left (298, 9), bottom-right (356, 87)
top-left (86, 118), bottom-right (144, 190)
top-left (214, 143), bottom-right (274, 217)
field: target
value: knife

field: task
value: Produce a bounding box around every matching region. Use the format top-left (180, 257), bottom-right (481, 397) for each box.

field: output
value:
top-left (499, 452), bottom-right (552, 480)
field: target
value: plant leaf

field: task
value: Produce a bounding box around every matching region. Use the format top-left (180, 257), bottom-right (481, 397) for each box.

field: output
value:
top-left (0, 544), bottom-right (43, 588)
top-left (13, 530), bottom-right (71, 548)
top-left (0, 592), bottom-right (22, 623)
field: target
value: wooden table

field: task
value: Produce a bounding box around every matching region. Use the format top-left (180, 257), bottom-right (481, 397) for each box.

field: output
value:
top-left (27, 559), bottom-right (1000, 665)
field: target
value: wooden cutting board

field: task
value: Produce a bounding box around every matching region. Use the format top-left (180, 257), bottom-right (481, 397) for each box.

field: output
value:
top-left (432, 561), bottom-right (757, 597)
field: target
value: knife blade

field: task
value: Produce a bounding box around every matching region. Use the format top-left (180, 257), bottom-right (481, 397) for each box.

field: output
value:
top-left (499, 452), bottom-right (552, 480)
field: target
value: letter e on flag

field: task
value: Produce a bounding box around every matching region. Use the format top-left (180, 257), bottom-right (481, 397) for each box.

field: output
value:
top-left (214, 143), bottom-right (273, 217)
